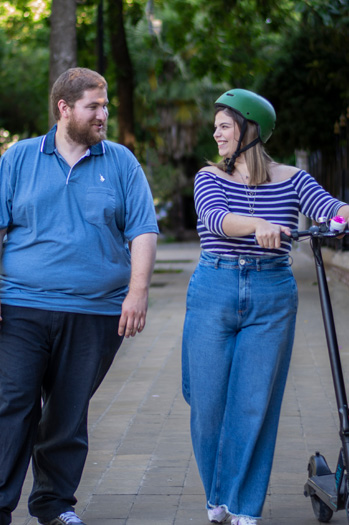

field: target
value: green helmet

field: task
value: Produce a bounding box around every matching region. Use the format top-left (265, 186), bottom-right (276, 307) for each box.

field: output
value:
top-left (215, 88), bottom-right (276, 142)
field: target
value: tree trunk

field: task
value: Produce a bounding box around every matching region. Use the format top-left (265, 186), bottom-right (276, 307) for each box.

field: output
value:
top-left (49, 0), bottom-right (77, 127)
top-left (97, 0), bottom-right (105, 75)
top-left (107, 0), bottom-right (135, 151)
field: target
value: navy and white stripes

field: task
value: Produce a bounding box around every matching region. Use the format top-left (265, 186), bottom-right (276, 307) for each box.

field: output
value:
top-left (194, 169), bottom-right (345, 256)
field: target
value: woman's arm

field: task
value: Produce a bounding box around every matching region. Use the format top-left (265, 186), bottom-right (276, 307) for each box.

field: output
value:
top-left (195, 172), bottom-right (291, 250)
top-left (222, 214), bottom-right (291, 249)
top-left (337, 205), bottom-right (349, 221)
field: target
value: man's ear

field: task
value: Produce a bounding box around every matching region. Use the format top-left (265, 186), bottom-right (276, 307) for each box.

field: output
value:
top-left (57, 99), bottom-right (71, 119)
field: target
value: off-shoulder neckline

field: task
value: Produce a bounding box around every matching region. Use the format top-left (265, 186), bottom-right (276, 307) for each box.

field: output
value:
top-left (196, 169), bottom-right (304, 186)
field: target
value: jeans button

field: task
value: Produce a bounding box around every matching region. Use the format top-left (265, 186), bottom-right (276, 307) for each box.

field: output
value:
top-left (240, 259), bottom-right (246, 265)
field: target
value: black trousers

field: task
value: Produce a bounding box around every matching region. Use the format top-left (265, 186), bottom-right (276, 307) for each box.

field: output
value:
top-left (0, 305), bottom-right (123, 524)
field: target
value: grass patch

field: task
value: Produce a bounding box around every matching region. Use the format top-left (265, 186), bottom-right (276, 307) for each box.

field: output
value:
top-left (156, 259), bottom-right (193, 264)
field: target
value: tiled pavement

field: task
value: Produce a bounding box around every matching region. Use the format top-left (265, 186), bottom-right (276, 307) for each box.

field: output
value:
top-left (11, 241), bottom-right (349, 524)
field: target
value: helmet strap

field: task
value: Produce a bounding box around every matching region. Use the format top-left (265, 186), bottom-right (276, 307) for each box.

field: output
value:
top-left (224, 120), bottom-right (261, 174)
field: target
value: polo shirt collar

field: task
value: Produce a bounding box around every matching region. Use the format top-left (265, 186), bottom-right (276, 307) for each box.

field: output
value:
top-left (40, 124), bottom-right (105, 156)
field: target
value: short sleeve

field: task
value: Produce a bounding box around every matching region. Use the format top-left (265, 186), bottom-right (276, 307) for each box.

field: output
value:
top-left (123, 162), bottom-right (159, 241)
top-left (0, 153), bottom-right (13, 229)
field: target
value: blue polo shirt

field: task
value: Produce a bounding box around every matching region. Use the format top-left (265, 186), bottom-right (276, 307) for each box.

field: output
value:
top-left (0, 126), bottom-right (159, 315)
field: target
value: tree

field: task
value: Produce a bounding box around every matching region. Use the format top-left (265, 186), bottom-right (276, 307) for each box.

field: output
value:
top-left (256, 0), bottom-right (349, 159)
top-left (49, 0), bottom-right (77, 126)
top-left (120, 0), bottom-right (300, 235)
top-left (0, 1), bottom-right (50, 136)
top-left (1, 0), bottom-right (348, 234)
top-left (107, 0), bottom-right (136, 151)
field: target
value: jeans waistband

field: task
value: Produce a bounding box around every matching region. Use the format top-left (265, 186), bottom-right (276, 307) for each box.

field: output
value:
top-left (200, 250), bottom-right (292, 270)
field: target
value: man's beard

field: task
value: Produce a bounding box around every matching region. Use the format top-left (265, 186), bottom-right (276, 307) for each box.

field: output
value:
top-left (66, 115), bottom-right (107, 146)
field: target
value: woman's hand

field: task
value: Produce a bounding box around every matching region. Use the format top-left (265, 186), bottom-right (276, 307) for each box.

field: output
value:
top-left (255, 220), bottom-right (291, 250)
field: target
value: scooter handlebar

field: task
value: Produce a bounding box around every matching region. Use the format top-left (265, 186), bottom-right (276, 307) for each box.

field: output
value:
top-left (280, 226), bottom-right (349, 242)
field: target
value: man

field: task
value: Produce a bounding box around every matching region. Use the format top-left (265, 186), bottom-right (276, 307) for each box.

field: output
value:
top-left (0, 68), bottom-right (158, 525)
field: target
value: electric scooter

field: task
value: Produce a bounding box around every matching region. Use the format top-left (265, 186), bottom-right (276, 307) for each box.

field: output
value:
top-left (282, 221), bottom-right (349, 523)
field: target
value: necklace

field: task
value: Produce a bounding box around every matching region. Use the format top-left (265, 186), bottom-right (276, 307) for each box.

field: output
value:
top-left (234, 167), bottom-right (257, 215)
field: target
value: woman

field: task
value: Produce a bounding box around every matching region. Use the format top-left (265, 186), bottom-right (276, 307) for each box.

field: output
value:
top-left (182, 88), bottom-right (349, 525)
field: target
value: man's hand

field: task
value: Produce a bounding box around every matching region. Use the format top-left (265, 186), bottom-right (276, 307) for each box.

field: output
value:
top-left (118, 288), bottom-right (148, 338)
top-left (118, 232), bottom-right (157, 338)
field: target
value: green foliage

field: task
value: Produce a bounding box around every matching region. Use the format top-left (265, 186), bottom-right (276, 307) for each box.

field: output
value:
top-left (295, 0), bottom-right (349, 28)
top-left (0, 0), bottom-right (347, 235)
top-left (256, 0), bottom-right (349, 157)
top-left (0, 1), bottom-right (49, 136)
top-left (0, 0), bottom-right (347, 167)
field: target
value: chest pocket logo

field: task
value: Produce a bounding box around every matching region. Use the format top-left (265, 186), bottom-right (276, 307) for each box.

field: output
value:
top-left (85, 187), bottom-right (117, 225)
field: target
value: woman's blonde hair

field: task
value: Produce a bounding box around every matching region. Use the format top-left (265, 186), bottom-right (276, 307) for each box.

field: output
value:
top-left (209, 107), bottom-right (273, 185)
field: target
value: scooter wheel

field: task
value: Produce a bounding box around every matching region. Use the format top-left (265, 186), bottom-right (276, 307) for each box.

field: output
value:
top-left (310, 495), bottom-right (333, 523)
top-left (308, 454), bottom-right (333, 522)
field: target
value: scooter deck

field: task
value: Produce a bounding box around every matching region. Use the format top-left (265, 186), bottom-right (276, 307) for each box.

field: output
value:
top-left (305, 474), bottom-right (339, 511)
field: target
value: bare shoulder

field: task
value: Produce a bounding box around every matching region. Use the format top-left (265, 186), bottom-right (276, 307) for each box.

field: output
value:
top-left (198, 165), bottom-right (227, 177)
top-left (198, 165), bottom-right (218, 174)
top-left (269, 162), bottom-right (300, 183)
top-left (198, 166), bottom-right (232, 180)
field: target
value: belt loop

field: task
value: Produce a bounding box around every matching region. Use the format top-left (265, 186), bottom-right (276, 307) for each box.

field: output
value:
top-left (214, 257), bottom-right (219, 269)
top-left (257, 258), bottom-right (261, 272)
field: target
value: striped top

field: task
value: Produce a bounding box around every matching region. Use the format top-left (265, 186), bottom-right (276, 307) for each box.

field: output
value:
top-left (195, 169), bottom-right (346, 256)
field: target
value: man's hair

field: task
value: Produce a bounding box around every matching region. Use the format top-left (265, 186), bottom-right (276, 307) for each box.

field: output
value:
top-left (50, 67), bottom-right (108, 121)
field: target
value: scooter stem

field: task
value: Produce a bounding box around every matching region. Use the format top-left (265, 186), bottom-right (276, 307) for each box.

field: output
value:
top-left (312, 237), bottom-right (349, 461)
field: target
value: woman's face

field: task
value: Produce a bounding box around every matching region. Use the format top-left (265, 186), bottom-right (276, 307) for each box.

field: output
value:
top-left (213, 110), bottom-right (240, 159)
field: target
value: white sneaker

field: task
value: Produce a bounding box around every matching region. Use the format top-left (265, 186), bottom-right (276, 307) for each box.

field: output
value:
top-left (40, 511), bottom-right (86, 525)
top-left (208, 506), bottom-right (230, 523)
top-left (231, 517), bottom-right (258, 525)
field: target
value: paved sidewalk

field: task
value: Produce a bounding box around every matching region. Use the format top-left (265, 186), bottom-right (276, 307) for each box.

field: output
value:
top-left (12, 241), bottom-right (349, 525)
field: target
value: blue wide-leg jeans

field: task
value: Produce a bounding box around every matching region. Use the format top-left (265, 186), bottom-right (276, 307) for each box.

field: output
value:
top-left (182, 251), bottom-right (298, 519)
top-left (0, 305), bottom-right (123, 525)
